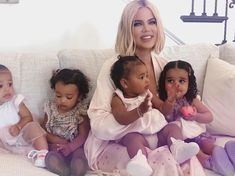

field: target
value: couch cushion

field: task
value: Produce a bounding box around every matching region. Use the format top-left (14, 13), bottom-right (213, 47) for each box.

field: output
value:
top-left (0, 151), bottom-right (57, 176)
top-left (58, 49), bottom-right (115, 102)
top-left (202, 56), bottom-right (235, 136)
top-left (161, 43), bottom-right (219, 96)
top-left (219, 42), bottom-right (235, 65)
top-left (0, 52), bottom-right (59, 122)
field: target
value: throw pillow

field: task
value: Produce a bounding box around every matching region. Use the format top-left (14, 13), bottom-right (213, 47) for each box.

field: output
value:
top-left (161, 43), bottom-right (219, 96)
top-left (202, 56), bottom-right (235, 136)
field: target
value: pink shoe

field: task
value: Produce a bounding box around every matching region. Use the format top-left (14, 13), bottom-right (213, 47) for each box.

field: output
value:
top-left (28, 150), bottom-right (48, 168)
top-left (204, 146), bottom-right (234, 176)
top-left (225, 140), bottom-right (235, 168)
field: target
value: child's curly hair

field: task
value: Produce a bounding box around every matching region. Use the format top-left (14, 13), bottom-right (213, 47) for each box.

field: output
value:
top-left (50, 68), bottom-right (90, 100)
top-left (158, 60), bottom-right (198, 104)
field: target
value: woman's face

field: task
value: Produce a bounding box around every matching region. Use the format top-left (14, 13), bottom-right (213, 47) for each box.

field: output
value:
top-left (132, 7), bottom-right (157, 52)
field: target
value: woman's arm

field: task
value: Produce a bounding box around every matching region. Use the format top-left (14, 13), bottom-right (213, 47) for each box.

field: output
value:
top-left (151, 55), bottom-right (174, 117)
top-left (151, 94), bottom-right (174, 116)
top-left (88, 58), bottom-right (124, 140)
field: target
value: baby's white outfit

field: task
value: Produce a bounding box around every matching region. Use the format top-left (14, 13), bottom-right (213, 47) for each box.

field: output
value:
top-left (0, 94), bottom-right (47, 167)
top-left (0, 94), bottom-right (27, 146)
top-left (115, 88), bottom-right (167, 137)
top-left (115, 89), bottom-right (168, 176)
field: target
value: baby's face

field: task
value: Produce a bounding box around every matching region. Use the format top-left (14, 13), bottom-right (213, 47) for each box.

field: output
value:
top-left (0, 70), bottom-right (14, 105)
top-left (123, 64), bottom-right (149, 98)
top-left (54, 81), bottom-right (79, 113)
top-left (165, 68), bottom-right (189, 99)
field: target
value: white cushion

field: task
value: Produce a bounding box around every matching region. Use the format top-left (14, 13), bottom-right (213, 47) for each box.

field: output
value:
top-left (19, 53), bottom-right (59, 121)
top-left (161, 43), bottom-right (219, 96)
top-left (0, 153), bottom-right (57, 176)
top-left (219, 42), bottom-right (235, 65)
top-left (0, 52), bottom-right (59, 122)
top-left (202, 56), bottom-right (235, 136)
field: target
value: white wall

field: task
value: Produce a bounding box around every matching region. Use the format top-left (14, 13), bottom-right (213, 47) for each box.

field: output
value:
top-left (0, 0), bottom-right (234, 51)
top-left (0, 0), bottom-right (125, 51)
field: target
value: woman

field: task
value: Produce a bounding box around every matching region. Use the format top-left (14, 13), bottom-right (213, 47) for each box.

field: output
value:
top-left (85, 0), bottom-right (206, 175)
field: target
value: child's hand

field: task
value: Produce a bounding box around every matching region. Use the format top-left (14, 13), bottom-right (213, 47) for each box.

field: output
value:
top-left (146, 91), bottom-right (153, 107)
top-left (139, 91), bottom-right (153, 114)
top-left (180, 106), bottom-right (197, 120)
top-left (166, 86), bottom-right (178, 104)
top-left (9, 124), bottom-right (20, 137)
top-left (49, 143), bottom-right (59, 151)
top-left (56, 143), bottom-right (73, 156)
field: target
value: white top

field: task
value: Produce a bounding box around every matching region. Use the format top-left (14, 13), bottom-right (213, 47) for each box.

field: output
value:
top-left (180, 118), bottom-right (206, 139)
top-left (0, 94), bottom-right (24, 128)
top-left (114, 88), bottom-right (167, 135)
top-left (85, 53), bottom-right (168, 169)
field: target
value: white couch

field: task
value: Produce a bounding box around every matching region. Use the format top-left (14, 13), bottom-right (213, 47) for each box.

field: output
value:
top-left (0, 42), bottom-right (235, 176)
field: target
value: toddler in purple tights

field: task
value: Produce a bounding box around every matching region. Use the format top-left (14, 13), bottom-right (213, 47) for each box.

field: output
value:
top-left (42, 68), bottom-right (90, 176)
top-left (158, 60), bottom-right (235, 176)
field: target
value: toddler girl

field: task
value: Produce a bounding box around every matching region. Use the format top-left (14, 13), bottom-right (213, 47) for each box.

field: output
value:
top-left (0, 64), bottom-right (48, 168)
top-left (110, 56), bottom-right (199, 176)
top-left (158, 60), bottom-right (235, 176)
top-left (42, 68), bottom-right (90, 176)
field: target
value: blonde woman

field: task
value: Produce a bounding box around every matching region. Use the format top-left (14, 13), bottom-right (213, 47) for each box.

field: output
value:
top-left (85, 1), bottom-right (205, 175)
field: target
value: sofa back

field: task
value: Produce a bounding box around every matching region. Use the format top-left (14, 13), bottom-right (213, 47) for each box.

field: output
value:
top-left (0, 52), bottom-right (59, 122)
top-left (0, 43), bottom-right (220, 123)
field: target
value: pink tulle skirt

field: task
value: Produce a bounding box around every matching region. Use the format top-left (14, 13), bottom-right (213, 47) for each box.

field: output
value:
top-left (0, 121), bottom-right (46, 155)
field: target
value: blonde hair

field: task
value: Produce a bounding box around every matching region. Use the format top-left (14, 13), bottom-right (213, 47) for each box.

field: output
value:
top-left (115, 0), bottom-right (165, 55)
